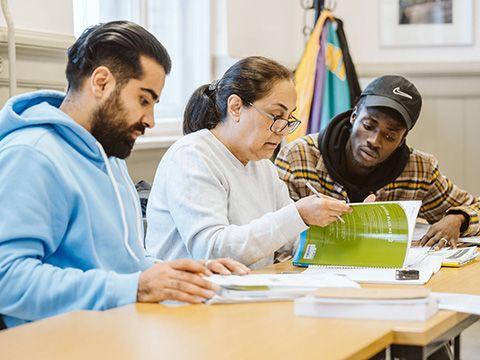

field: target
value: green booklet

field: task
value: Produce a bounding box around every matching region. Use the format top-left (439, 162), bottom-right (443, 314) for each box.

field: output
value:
top-left (293, 201), bottom-right (422, 268)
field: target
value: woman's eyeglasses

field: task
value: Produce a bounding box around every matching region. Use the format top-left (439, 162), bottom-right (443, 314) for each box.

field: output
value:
top-left (249, 103), bottom-right (301, 134)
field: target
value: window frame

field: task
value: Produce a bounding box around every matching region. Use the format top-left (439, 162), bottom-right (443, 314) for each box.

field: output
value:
top-left (72, 0), bottom-right (213, 148)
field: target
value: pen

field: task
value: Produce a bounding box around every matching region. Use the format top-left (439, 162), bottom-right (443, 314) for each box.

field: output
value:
top-left (305, 181), bottom-right (346, 224)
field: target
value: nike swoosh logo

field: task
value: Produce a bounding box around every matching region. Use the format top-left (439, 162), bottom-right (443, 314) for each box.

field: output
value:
top-left (393, 87), bottom-right (413, 99)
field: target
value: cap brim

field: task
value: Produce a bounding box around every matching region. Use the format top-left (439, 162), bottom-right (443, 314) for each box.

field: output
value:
top-left (363, 95), bottom-right (412, 129)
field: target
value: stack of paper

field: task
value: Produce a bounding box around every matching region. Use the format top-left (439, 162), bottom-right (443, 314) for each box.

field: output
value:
top-left (438, 247), bottom-right (478, 267)
top-left (206, 273), bottom-right (359, 304)
top-left (295, 288), bottom-right (438, 321)
top-left (410, 246), bottom-right (478, 267)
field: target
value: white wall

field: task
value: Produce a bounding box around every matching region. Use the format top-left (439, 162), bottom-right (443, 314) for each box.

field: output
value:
top-left (0, 0), bottom-right (75, 106)
top-left (334, 0), bottom-right (480, 64)
top-left (226, 0), bottom-right (304, 68)
top-left (0, 0), bottom-right (73, 35)
top-left (226, 0), bottom-right (480, 67)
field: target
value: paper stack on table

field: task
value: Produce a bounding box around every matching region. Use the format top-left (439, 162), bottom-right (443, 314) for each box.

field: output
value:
top-left (206, 273), bottom-right (359, 304)
top-left (294, 289), bottom-right (480, 321)
top-left (294, 287), bottom-right (438, 321)
top-left (433, 247), bottom-right (478, 267)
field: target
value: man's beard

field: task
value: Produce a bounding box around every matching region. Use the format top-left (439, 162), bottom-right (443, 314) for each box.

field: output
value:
top-left (90, 88), bottom-right (145, 159)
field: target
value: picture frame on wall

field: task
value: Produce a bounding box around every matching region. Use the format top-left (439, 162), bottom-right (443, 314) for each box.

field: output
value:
top-left (380, 0), bottom-right (473, 47)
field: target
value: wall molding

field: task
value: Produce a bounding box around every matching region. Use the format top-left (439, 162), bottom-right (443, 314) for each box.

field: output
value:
top-left (0, 27), bottom-right (74, 53)
top-left (356, 62), bottom-right (480, 78)
top-left (0, 77), bottom-right (66, 90)
top-left (355, 62), bottom-right (480, 98)
top-left (0, 28), bottom-right (72, 104)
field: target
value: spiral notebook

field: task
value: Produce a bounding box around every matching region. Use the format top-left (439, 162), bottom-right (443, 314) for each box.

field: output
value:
top-left (302, 250), bottom-right (441, 285)
top-left (293, 201), bottom-right (422, 268)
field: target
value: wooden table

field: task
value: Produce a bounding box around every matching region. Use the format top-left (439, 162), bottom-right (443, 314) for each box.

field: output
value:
top-left (0, 302), bottom-right (393, 360)
top-left (1, 260), bottom-right (479, 360)
top-left (385, 260), bottom-right (480, 359)
top-left (270, 259), bottom-right (480, 359)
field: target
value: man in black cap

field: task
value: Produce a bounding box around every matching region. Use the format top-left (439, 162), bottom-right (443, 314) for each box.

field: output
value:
top-left (276, 75), bottom-right (480, 249)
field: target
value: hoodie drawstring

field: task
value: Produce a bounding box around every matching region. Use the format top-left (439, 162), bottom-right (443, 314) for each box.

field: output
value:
top-left (96, 141), bottom-right (140, 262)
top-left (115, 157), bottom-right (145, 249)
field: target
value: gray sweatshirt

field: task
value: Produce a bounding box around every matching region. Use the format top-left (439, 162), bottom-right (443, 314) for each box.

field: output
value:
top-left (145, 129), bottom-right (307, 269)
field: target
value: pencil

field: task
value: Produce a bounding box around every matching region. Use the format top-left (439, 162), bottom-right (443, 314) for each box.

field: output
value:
top-left (305, 181), bottom-right (346, 224)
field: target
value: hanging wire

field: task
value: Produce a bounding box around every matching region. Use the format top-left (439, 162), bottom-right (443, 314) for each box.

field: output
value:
top-left (325, 0), bottom-right (338, 30)
top-left (301, 0), bottom-right (315, 43)
top-left (324, 0), bottom-right (337, 11)
top-left (1, 0), bottom-right (16, 97)
top-left (300, 0), bottom-right (337, 43)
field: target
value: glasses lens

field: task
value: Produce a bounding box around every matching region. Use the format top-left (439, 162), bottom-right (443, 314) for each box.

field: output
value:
top-left (287, 120), bottom-right (301, 134)
top-left (271, 119), bottom-right (289, 133)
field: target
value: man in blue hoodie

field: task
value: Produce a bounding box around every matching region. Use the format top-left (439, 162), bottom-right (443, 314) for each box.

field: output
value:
top-left (0, 20), bottom-right (248, 328)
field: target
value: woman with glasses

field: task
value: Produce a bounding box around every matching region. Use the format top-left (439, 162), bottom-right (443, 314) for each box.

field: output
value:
top-left (145, 56), bottom-right (350, 269)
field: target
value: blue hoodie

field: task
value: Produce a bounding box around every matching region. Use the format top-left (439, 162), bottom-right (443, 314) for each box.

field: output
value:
top-left (0, 91), bottom-right (154, 328)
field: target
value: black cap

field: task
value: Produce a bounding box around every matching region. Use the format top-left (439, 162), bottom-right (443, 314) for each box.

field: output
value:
top-left (360, 75), bottom-right (422, 130)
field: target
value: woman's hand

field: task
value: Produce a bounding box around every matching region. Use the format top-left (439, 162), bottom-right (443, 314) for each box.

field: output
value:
top-left (295, 195), bottom-right (351, 227)
top-left (202, 258), bottom-right (250, 275)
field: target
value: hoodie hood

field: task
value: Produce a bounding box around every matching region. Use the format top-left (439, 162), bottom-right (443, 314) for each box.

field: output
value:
top-left (0, 90), bottom-right (102, 162)
top-left (0, 90), bottom-right (150, 269)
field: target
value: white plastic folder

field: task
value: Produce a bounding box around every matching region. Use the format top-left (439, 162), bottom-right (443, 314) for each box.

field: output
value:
top-left (302, 247), bottom-right (442, 285)
top-left (206, 273), bottom-right (359, 304)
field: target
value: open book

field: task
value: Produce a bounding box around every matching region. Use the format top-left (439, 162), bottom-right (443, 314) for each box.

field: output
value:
top-left (293, 200), bottom-right (422, 268)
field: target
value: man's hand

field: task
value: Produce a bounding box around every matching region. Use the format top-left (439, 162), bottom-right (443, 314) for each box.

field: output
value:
top-left (137, 259), bottom-right (220, 304)
top-left (418, 214), bottom-right (464, 250)
top-left (203, 258), bottom-right (250, 275)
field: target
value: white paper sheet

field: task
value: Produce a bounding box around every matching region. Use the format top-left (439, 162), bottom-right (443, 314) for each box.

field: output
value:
top-left (433, 292), bottom-right (480, 316)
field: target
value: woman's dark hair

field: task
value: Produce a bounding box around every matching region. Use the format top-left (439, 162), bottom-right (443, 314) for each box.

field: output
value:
top-left (183, 56), bottom-right (293, 135)
top-left (66, 20), bottom-right (171, 92)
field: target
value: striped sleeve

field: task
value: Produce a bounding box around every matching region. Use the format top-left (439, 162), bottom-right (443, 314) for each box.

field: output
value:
top-left (419, 155), bottom-right (480, 236)
top-left (275, 135), bottom-right (320, 201)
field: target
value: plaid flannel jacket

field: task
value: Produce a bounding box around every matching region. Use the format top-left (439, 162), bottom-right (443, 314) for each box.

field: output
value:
top-left (275, 133), bottom-right (480, 236)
